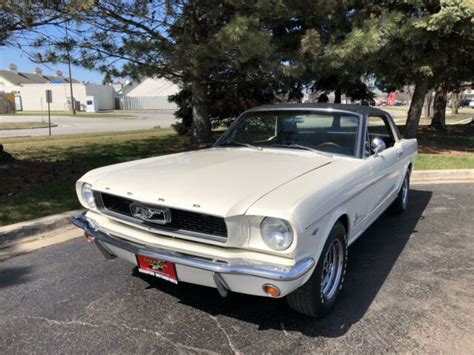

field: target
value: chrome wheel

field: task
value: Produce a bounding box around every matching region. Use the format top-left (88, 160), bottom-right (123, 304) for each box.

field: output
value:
top-left (321, 239), bottom-right (344, 300)
top-left (402, 175), bottom-right (409, 209)
top-left (287, 221), bottom-right (347, 318)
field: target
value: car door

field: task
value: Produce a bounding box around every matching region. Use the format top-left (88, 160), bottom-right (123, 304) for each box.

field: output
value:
top-left (365, 114), bottom-right (404, 220)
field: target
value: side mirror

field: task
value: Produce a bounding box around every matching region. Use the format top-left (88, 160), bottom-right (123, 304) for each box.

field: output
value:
top-left (371, 137), bottom-right (386, 156)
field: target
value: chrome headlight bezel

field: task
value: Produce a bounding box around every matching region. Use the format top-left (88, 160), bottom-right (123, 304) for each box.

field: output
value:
top-left (260, 217), bottom-right (294, 251)
top-left (81, 183), bottom-right (96, 209)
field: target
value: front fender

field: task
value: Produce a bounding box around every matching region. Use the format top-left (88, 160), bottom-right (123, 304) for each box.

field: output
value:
top-left (293, 207), bottom-right (350, 283)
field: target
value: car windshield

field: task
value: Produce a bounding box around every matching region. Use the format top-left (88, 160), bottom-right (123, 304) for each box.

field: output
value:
top-left (217, 110), bottom-right (361, 157)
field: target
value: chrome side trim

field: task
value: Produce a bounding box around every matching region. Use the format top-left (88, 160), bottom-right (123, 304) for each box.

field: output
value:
top-left (303, 168), bottom-right (394, 232)
top-left (73, 213), bottom-right (315, 281)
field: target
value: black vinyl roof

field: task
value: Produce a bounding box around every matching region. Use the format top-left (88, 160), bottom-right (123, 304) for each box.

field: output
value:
top-left (246, 103), bottom-right (389, 116)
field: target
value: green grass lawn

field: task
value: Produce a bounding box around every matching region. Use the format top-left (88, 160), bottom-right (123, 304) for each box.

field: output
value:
top-left (409, 124), bottom-right (474, 170)
top-left (0, 183), bottom-right (79, 226)
top-left (0, 129), bottom-right (195, 226)
top-left (0, 111), bottom-right (134, 118)
top-left (2, 128), bottom-right (184, 164)
top-left (0, 124), bottom-right (472, 226)
top-left (383, 105), bottom-right (409, 111)
top-left (373, 106), bottom-right (473, 126)
top-left (419, 112), bottom-right (473, 126)
top-left (415, 154), bottom-right (474, 170)
top-left (0, 122), bottom-right (56, 130)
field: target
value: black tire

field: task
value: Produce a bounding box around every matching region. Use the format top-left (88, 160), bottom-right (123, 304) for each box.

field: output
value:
top-left (287, 221), bottom-right (348, 318)
top-left (389, 171), bottom-right (410, 214)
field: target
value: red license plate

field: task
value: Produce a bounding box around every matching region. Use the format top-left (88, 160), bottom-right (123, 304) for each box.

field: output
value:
top-left (136, 255), bottom-right (178, 284)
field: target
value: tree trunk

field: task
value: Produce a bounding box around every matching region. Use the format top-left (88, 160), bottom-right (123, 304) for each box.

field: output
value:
top-left (404, 77), bottom-right (429, 139)
top-left (451, 91), bottom-right (459, 115)
top-left (0, 144), bottom-right (14, 162)
top-left (191, 81), bottom-right (212, 144)
top-left (424, 90), bottom-right (434, 119)
top-left (431, 88), bottom-right (448, 131)
top-left (334, 88), bottom-right (342, 103)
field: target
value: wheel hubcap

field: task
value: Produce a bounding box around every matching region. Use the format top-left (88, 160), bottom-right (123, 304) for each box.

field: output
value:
top-left (402, 176), bottom-right (409, 207)
top-left (321, 240), bottom-right (344, 300)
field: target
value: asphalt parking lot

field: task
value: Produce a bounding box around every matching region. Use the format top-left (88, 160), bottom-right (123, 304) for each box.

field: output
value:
top-left (0, 183), bottom-right (473, 353)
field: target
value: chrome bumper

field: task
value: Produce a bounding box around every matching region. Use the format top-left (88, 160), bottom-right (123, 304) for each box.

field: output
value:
top-left (72, 213), bottom-right (315, 282)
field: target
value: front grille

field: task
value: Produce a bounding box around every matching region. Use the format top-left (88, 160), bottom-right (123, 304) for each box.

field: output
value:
top-left (96, 192), bottom-right (228, 241)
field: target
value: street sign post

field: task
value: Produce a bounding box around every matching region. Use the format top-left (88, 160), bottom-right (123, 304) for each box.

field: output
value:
top-left (45, 90), bottom-right (52, 136)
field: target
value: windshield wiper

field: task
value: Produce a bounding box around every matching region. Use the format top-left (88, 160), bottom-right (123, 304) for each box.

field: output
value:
top-left (270, 144), bottom-right (333, 157)
top-left (221, 141), bottom-right (263, 151)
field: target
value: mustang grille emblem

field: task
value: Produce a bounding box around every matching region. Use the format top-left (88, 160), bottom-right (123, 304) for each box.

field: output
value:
top-left (130, 203), bottom-right (172, 225)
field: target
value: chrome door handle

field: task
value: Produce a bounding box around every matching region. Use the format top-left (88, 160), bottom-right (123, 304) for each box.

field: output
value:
top-left (396, 151), bottom-right (403, 157)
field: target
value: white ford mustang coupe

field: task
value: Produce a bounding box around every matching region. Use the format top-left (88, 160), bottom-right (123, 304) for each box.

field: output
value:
top-left (73, 103), bottom-right (417, 317)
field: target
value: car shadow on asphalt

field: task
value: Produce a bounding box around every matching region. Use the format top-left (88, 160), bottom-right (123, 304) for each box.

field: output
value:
top-left (133, 188), bottom-right (432, 338)
top-left (0, 266), bottom-right (33, 289)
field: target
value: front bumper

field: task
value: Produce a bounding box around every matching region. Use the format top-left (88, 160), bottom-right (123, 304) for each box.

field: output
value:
top-left (73, 213), bottom-right (315, 297)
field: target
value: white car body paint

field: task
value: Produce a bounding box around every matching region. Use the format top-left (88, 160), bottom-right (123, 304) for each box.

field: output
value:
top-left (75, 104), bottom-right (417, 298)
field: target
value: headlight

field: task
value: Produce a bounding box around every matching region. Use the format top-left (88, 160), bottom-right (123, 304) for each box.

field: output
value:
top-left (260, 217), bottom-right (293, 251)
top-left (81, 183), bottom-right (96, 209)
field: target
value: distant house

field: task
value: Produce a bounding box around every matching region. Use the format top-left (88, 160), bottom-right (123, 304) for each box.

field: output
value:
top-left (119, 77), bottom-right (179, 110)
top-left (0, 64), bottom-right (115, 111)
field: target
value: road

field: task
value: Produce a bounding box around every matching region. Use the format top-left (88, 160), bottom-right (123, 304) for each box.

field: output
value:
top-left (1, 107), bottom-right (471, 139)
top-left (0, 183), bottom-right (473, 353)
top-left (0, 109), bottom-right (403, 139)
top-left (0, 110), bottom-right (176, 138)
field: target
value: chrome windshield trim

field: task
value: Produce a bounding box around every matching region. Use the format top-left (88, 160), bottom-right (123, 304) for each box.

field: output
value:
top-left (214, 108), bottom-right (365, 159)
top-left (73, 213), bottom-right (315, 281)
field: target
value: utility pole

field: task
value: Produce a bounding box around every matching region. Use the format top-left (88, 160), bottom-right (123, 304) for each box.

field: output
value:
top-left (65, 24), bottom-right (76, 115)
top-left (46, 90), bottom-right (52, 136)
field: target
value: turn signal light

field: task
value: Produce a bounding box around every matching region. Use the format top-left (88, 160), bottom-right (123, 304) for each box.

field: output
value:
top-left (263, 284), bottom-right (281, 298)
top-left (84, 233), bottom-right (95, 242)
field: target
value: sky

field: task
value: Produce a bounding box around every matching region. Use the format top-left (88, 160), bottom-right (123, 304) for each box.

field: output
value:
top-left (0, 20), bottom-right (132, 85)
top-left (0, 45), bottom-right (104, 84)
top-left (0, 16), bottom-right (110, 86)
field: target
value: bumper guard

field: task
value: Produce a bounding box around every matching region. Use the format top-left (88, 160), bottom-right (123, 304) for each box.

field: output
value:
top-left (72, 212), bottom-right (314, 283)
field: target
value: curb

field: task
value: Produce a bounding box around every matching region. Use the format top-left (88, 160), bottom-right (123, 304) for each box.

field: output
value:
top-left (0, 226), bottom-right (81, 261)
top-left (411, 169), bottom-right (474, 184)
top-left (0, 209), bottom-right (83, 250)
top-left (0, 124), bottom-right (58, 131)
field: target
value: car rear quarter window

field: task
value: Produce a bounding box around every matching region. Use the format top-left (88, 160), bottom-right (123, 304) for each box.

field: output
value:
top-left (367, 115), bottom-right (396, 148)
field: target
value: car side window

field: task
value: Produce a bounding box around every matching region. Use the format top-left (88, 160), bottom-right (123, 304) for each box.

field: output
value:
top-left (367, 115), bottom-right (396, 152)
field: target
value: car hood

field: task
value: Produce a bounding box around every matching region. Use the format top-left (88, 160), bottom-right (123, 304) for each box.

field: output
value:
top-left (84, 148), bottom-right (332, 217)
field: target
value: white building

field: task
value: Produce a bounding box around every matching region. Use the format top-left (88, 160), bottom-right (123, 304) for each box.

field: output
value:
top-left (0, 64), bottom-right (115, 111)
top-left (120, 77), bottom-right (179, 110)
top-left (463, 88), bottom-right (474, 100)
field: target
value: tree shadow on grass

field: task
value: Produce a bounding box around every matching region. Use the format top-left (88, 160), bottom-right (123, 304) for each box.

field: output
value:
top-left (397, 123), bottom-right (474, 154)
top-left (133, 188), bottom-right (432, 338)
top-left (14, 134), bottom-right (194, 168)
top-left (0, 134), bottom-right (198, 225)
